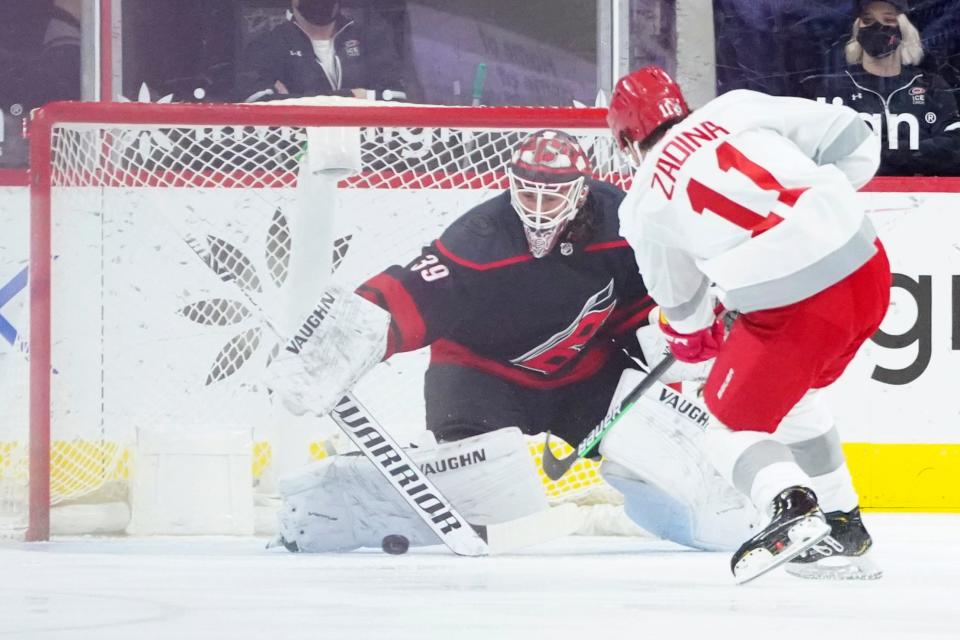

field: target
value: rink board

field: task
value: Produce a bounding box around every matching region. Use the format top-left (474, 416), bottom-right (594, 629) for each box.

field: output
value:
top-left (0, 176), bottom-right (959, 510)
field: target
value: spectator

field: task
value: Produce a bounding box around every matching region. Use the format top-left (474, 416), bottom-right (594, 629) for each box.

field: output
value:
top-left (0, 0), bottom-right (81, 167)
top-left (234, 0), bottom-right (406, 103)
top-left (801, 0), bottom-right (960, 176)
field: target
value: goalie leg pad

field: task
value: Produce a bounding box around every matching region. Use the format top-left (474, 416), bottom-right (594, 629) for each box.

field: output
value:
top-left (599, 370), bottom-right (760, 551)
top-left (276, 427), bottom-right (548, 552)
top-left (601, 462), bottom-right (701, 548)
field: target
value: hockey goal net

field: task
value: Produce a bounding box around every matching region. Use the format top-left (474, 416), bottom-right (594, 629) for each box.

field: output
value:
top-left (1, 98), bottom-right (639, 541)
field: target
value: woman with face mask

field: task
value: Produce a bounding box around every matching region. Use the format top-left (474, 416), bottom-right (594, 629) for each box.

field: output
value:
top-left (235, 0), bottom-right (408, 103)
top-left (801, 1), bottom-right (960, 176)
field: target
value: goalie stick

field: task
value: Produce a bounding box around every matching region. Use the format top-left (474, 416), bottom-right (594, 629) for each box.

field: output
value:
top-left (177, 228), bottom-right (580, 555)
top-left (541, 354), bottom-right (676, 481)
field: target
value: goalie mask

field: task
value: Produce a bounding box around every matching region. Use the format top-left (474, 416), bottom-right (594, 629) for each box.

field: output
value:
top-left (508, 129), bottom-right (591, 258)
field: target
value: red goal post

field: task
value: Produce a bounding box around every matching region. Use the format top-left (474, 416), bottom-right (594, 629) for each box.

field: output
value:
top-left (14, 99), bottom-right (634, 541)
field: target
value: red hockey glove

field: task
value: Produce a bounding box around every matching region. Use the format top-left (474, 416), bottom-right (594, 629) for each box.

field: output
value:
top-left (657, 310), bottom-right (725, 363)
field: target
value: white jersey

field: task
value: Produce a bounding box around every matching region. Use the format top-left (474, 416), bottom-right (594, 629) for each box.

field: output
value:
top-left (618, 89), bottom-right (881, 333)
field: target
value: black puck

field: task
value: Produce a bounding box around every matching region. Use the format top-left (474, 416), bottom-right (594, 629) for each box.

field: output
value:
top-left (381, 534), bottom-right (410, 555)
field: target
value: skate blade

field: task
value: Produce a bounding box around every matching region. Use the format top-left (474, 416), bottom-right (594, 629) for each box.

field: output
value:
top-left (785, 551), bottom-right (883, 581)
top-left (733, 516), bottom-right (831, 585)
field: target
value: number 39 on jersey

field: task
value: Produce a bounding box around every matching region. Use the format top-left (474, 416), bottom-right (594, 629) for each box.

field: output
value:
top-left (410, 254), bottom-right (450, 282)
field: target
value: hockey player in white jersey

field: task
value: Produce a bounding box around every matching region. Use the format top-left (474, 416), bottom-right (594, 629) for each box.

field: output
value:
top-left (606, 66), bottom-right (890, 582)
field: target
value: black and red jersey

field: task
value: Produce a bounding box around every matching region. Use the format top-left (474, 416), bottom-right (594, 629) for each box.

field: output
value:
top-left (357, 180), bottom-right (653, 390)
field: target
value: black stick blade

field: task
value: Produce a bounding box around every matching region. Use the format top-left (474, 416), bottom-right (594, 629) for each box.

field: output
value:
top-left (541, 432), bottom-right (580, 481)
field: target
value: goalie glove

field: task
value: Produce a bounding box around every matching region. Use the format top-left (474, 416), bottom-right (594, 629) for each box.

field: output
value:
top-left (658, 308), bottom-right (725, 364)
top-left (264, 285), bottom-right (390, 416)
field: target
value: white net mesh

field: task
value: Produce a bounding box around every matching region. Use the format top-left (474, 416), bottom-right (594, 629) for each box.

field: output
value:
top-left (0, 103), bottom-right (637, 538)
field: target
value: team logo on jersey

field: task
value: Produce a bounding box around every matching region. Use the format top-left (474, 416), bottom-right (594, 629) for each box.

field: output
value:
top-left (510, 280), bottom-right (616, 375)
top-left (560, 242), bottom-right (573, 256)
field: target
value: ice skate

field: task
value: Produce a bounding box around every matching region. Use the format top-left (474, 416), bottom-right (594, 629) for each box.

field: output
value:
top-left (786, 506), bottom-right (882, 580)
top-left (731, 486), bottom-right (831, 584)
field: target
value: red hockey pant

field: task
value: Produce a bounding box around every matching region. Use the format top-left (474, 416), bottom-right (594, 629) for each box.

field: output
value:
top-left (702, 241), bottom-right (891, 433)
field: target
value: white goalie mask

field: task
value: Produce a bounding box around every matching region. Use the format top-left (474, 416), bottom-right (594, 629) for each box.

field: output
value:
top-left (507, 129), bottom-right (591, 258)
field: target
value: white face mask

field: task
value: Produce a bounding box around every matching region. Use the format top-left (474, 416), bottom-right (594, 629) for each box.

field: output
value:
top-left (507, 172), bottom-right (587, 257)
top-left (508, 173), bottom-right (585, 229)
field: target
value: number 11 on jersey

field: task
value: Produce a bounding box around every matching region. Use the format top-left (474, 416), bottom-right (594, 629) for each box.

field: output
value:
top-left (686, 142), bottom-right (809, 237)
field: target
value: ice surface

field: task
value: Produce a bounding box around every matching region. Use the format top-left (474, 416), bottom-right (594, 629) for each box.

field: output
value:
top-left (1, 514), bottom-right (957, 640)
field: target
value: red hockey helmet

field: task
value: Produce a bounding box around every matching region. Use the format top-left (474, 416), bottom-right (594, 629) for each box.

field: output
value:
top-left (507, 129), bottom-right (592, 258)
top-left (607, 65), bottom-right (689, 153)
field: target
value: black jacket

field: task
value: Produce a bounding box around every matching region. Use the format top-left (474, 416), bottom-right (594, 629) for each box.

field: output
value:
top-left (801, 65), bottom-right (960, 176)
top-left (235, 13), bottom-right (404, 102)
top-left (357, 180), bottom-right (653, 390)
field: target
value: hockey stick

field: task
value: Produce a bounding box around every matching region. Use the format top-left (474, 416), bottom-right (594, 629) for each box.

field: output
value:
top-left (541, 354), bottom-right (676, 481)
